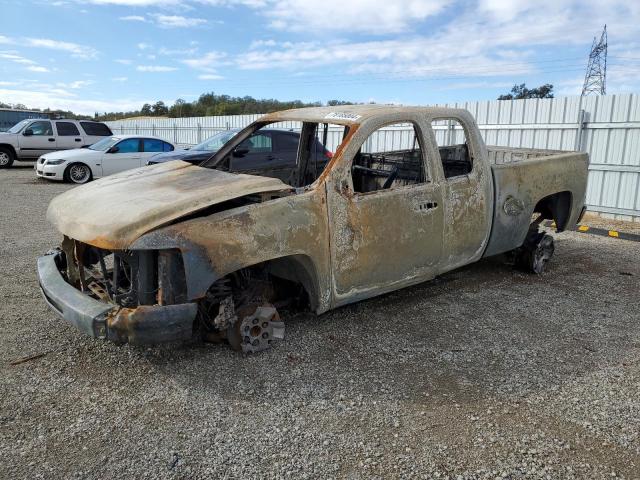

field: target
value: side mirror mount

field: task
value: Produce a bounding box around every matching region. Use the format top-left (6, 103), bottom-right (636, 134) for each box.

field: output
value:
top-left (23, 128), bottom-right (33, 136)
top-left (107, 146), bottom-right (119, 153)
top-left (233, 146), bottom-right (250, 158)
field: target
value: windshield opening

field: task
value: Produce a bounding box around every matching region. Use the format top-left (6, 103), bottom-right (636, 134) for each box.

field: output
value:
top-left (7, 120), bottom-right (31, 134)
top-left (192, 130), bottom-right (238, 152)
top-left (202, 121), bottom-right (347, 188)
top-left (89, 137), bottom-right (120, 151)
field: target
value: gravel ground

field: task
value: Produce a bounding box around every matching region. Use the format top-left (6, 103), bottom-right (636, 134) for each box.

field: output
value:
top-left (1, 167), bottom-right (639, 479)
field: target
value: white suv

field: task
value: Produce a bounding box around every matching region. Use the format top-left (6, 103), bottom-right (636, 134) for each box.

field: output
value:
top-left (0, 118), bottom-right (113, 168)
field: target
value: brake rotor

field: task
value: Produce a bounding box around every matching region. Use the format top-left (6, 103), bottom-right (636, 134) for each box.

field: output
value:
top-left (227, 303), bottom-right (285, 354)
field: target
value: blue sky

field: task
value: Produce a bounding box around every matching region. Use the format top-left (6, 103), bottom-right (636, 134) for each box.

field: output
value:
top-left (1, 0), bottom-right (639, 115)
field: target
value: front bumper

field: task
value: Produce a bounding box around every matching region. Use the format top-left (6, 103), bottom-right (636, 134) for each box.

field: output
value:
top-left (35, 162), bottom-right (64, 180)
top-left (37, 251), bottom-right (197, 344)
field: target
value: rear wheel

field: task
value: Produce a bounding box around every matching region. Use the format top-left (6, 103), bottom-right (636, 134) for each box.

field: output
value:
top-left (0, 147), bottom-right (14, 168)
top-left (515, 227), bottom-right (555, 274)
top-left (64, 163), bottom-right (92, 184)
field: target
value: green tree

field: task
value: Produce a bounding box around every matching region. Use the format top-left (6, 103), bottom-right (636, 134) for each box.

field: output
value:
top-left (498, 83), bottom-right (554, 100)
top-left (151, 101), bottom-right (169, 116)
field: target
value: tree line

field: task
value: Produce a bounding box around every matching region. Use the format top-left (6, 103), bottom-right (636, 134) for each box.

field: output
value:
top-left (1, 84), bottom-right (554, 122)
top-left (95, 94), bottom-right (356, 121)
top-left (0, 94), bottom-right (356, 122)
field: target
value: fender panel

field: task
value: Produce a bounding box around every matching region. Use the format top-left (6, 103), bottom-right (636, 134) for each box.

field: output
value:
top-left (132, 188), bottom-right (332, 313)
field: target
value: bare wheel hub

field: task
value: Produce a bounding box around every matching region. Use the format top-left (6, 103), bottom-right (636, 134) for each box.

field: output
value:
top-left (230, 304), bottom-right (285, 354)
top-left (530, 234), bottom-right (555, 274)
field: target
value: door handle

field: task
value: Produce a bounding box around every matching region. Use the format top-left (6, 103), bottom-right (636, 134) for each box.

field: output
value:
top-left (75, 138), bottom-right (81, 142)
top-left (48, 138), bottom-right (55, 142)
top-left (415, 201), bottom-right (438, 212)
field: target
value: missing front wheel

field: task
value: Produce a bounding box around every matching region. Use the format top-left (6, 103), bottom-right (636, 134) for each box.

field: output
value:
top-left (196, 271), bottom-right (287, 353)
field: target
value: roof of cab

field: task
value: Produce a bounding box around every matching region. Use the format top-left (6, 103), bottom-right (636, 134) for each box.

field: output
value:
top-left (259, 104), bottom-right (470, 126)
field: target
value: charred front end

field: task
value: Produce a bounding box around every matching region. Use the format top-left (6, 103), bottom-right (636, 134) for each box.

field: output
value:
top-left (37, 237), bottom-right (197, 344)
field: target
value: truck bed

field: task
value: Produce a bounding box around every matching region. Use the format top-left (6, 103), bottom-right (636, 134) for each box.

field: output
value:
top-left (483, 146), bottom-right (589, 257)
top-left (487, 146), bottom-right (566, 164)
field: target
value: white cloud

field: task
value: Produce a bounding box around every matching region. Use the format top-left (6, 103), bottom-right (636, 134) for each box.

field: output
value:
top-left (150, 14), bottom-right (207, 28)
top-left (264, 0), bottom-right (450, 33)
top-left (0, 52), bottom-right (36, 65)
top-left (136, 65), bottom-right (178, 72)
top-left (120, 13), bottom-right (209, 28)
top-left (77, 0), bottom-right (448, 34)
top-left (24, 37), bottom-right (98, 59)
top-left (84, 0), bottom-right (182, 4)
top-left (159, 46), bottom-right (199, 56)
top-left (112, 76), bottom-right (128, 82)
top-left (182, 51), bottom-right (226, 71)
top-left (198, 74), bottom-right (224, 80)
top-left (56, 80), bottom-right (93, 89)
top-left (250, 39), bottom-right (278, 49)
top-left (27, 66), bottom-right (50, 73)
top-left (115, 58), bottom-right (133, 64)
top-left (137, 42), bottom-right (151, 50)
top-left (121, 15), bottom-right (148, 22)
top-left (0, 36), bottom-right (96, 59)
top-left (0, 87), bottom-right (149, 115)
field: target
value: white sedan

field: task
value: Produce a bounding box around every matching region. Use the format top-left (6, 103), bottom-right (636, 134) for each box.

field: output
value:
top-left (35, 135), bottom-right (177, 184)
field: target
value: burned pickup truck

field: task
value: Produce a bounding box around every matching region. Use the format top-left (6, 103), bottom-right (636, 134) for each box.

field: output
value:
top-left (37, 106), bottom-right (588, 352)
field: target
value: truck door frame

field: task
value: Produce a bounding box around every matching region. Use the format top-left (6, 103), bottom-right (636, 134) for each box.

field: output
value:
top-left (425, 112), bottom-right (494, 270)
top-left (325, 114), bottom-right (445, 307)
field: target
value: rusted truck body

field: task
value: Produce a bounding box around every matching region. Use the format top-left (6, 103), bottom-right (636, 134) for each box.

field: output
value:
top-left (37, 106), bottom-right (588, 351)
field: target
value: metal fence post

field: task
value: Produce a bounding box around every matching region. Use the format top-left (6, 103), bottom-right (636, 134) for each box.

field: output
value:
top-left (173, 123), bottom-right (177, 143)
top-left (447, 119), bottom-right (454, 145)
top-left (575, 109), bottom-right (587, 152)
top-left (152, 124), bottom-right (156, 137)
top-left (197, 123), bottom-right (202, 143)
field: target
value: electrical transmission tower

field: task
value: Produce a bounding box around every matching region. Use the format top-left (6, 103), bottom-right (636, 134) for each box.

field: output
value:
top-left (581, 25), bottom-right (607, 96)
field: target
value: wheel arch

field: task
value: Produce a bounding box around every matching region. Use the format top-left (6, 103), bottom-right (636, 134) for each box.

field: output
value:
top-left (0, 143), bottom-right (17, 157)
top-left (196, 253), bottom-right (324, 313)
top-left (533, 190), bottom-right (573, 231)
top-left (261, 254), bottom-right (323, 311)
top-left (64, 161), bottom-right (94, 183)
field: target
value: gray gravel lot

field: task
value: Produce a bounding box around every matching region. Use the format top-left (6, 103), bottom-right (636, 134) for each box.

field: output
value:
top-left (1, 167), bottom-right (639, 479)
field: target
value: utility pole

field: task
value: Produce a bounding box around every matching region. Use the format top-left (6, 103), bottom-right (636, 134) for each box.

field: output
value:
top-left (581, 25), bottom-right (607, 96)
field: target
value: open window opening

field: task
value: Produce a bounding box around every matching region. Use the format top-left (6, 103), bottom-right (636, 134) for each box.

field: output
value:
top-left (203, 121), bottom-right (345, 188)
top-left (431, 118), bottom-right (473, 179)
top-left (351, 122), bottom-right (426, 194)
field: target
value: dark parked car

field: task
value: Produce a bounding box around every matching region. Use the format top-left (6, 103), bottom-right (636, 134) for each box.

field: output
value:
top-left (148, 129), bottom-right (333, 182)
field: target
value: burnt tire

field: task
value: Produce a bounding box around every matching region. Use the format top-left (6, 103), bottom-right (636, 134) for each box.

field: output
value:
top-left (0, 147), bottom-right (14, 168)
top-left (515, 233), bottom-right (555, 274)
top-left (64, 163), bottom-right (92, 184)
